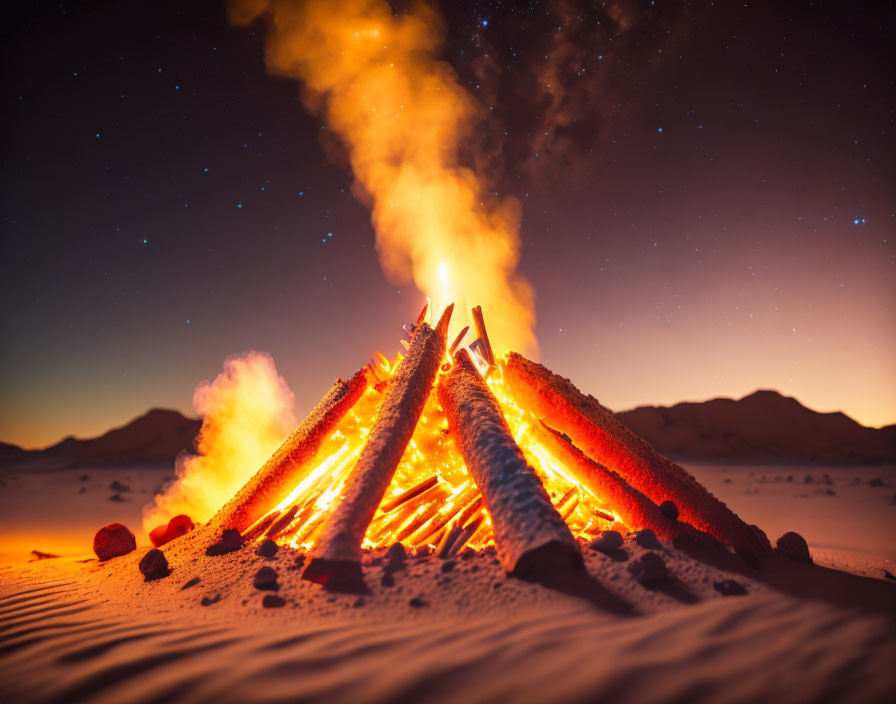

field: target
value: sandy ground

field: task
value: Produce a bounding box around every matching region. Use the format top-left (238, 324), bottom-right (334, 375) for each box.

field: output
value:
top-left (1, 462), bottom-right (895, 703)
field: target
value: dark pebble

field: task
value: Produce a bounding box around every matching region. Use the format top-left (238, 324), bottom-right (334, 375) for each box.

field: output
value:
top-left (253, 566), bottom-right (279, 591)
top-left (138, 549), bottom-right (170, 581)
top-left (201, 594), bottom-right (221, 606)
top-left (255, 539), bottom-right (278, 558)
top-left (440, 560), bottom-right (456, 573)
top-left (206, 529), bottom-right (244, 556)
top-left (181, 577), bottom-right (200, 590)
top-left (353, 598), bottom-right (366, 608)
top-left (627, 552), bottom-right (668, 586)
top-left (385, 542), bottom-right (407, 569)
top-left (292, 554), bottom-right (306, 570)
top-left (632, 529), bottom-right (662, 550)
top-left (460, 548), bottom-right (476, 560)
top-left (775, 532), bottom-right (812, 563)
top-left (381, 572), bottom-right (395, 587)
top-left (409, 597), bottom-right (428, 608)
top-left (262, 595), bottom-right (286, 608)
top-left (589, 530), bottom-right (623, 553)
top-left (108, 493), bottom-right (126, 502)
top-left (714, 579), bottom-right (748, 596)
top-left (659, 500), bottom-right (679, 521)
top-left (93, 523), bottom-right (136, 561)
top-left (883, 569), bottom-right (895, 582)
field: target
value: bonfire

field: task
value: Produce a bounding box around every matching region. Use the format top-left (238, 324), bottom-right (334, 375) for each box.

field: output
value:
top-left (200, 302), bottom-right (771, 593)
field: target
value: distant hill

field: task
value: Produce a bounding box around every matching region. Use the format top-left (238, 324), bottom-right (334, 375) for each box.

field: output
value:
top-left (616, 390), bottom-right (896, 464)
top-left (1, 409), bottom-right (201, 468)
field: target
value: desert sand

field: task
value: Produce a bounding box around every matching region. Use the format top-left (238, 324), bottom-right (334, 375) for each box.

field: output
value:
top-left (2, 461), bottom-right (895, 703)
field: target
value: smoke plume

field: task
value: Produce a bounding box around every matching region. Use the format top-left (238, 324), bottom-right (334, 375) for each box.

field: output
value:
top-left (228, 0), bottom-right (536, 355)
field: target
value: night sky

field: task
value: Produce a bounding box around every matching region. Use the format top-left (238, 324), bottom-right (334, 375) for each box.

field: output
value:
top-left (2, 0), bottom-right (893, 449)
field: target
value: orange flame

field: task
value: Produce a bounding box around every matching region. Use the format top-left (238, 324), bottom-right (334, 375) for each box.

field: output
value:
top-left (228, 0), bottom-right (537, 356)
top-left (142, 351), bottom-right (296, 536)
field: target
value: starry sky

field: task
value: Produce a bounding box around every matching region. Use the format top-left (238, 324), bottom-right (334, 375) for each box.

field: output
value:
top-left (2, 0), bottom-right (894, 449)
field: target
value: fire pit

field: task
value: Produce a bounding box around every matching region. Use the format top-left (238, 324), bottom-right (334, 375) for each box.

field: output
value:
top-left (197, 302), bottom-right (770, 592)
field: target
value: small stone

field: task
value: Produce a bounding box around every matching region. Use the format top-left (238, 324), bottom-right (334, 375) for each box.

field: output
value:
top-left (627, 552), bottom-right (668, 586)
top-left (632, 529), bottom-right (662, 550)
top-left (108, 493), bottom-right (126, 502)
top-left (353, 598), bottom-right (366, 608)
top-left (253, 566), bottom-right (279, 591)
top-left (201, 594), bottom-right (221, 606)
top-left (262, 594), bottom-right (286, 608)
top-left (460, 548), bottom-right (476, 560)
top-left (440, 560), bottom-right (456, 573)
top-left (714, 579), bottom-right (748, 596)
top-left (93, 523), bottom-right (136, 561)
top-left (775, 531), bottom-right (812, 563)
top-left (110, 480), bottom-right (130, 492)
top-left (385, 542), bottom-right (407, 569)
top-left (206, 529), bottom-right (244, 556)
top-left (659, 500), bottom-right (679, 521)
top-left (589, 530), bottom-right (623, 553)
top-left (292, 554), bottom-right (307, 570)
top-left (79, 473), bottom-right (90, 482)
top-left (138, 549), bottom-right (170, 581)
top-left (884, 570), bottom-right (896, 582)
top-left (255, 539), bottom-right (278, 558)
top-left (870, 477), bottom-right (886, 488)
top-left (381, 572), bottom-right (395, 587)
top-left (408, 597), bottom-right (427, 608)
top-left (181, 577), bottom-right (200, 590)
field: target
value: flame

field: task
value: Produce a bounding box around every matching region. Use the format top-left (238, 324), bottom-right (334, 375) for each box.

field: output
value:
top-left (240, 314), bottom-right (626, 554)
top-left (142, 351), bottom-right (296, 536)
top-left (228, 0), bottom-right (537, 356)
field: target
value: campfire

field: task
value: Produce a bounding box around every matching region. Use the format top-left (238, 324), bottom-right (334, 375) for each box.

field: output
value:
top-left (204, 302), bottom-right (771, 592)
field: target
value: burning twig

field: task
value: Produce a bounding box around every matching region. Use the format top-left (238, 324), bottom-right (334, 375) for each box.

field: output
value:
top-left (449, 326), bottom-right (470, 355)
top-left (379, 475), bottom-right (439, 513)
top-left (470, 306), bottom-right (496, 368)
top-left (210, 368), bottom-right (368, 534)
top-left (437, 349), bottom-right (582, 578)
top-left (303, 306), bottom-right (453, 590)
top-left (503, 353), bottom-right (772, 563)
top-left (445, 515), bottom-right (485, 558)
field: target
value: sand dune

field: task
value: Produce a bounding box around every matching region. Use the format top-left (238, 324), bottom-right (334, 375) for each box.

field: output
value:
top-left (1, 526), bottom-right (894, 704)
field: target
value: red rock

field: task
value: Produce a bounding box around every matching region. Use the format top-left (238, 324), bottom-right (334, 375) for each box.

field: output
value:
top-left (149, 514), bottom-right (195, 547)
top-left (93, 523), bottom-right (136, 561)
top-left (139, 548), bottom-right (170, 581)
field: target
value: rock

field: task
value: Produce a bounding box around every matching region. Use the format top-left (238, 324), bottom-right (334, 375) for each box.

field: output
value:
top-left (110, 480), bottom-right (130, 492)
top-left (408, 597), bottom-right (428, 608)
top-left (78, 473), bottom-right (90, 482)
top-left (460, 548), bottom-right (476, 560)
top-left (353, 598), bottom-right (366, 608)
top-left (883, 569), bottom-right (895, 582)
top-left (589, 530), bottom-right (624, 553)
top-left (262, 594), bottom-right (286, 608)
top-left (255, 539), bottom-right (278, 558)
top-left (29, 550), bottom-right (59, 561)
top-left (181, 577), bottom-right (200, 590)
top-left (253, 566), bottom-right (279, 591)
top-left (93, 523), bottom-right (136, 561)
top-left (205, 529), bottom-right (244, 556)
top-left (627, 552), bottom-right (668, 586)
top-left (108, 493), bottom-right (127, 502)
top-left (775, 531), bottom-right (812, 563)
top-left (150, 515), bottom-right (194, 547)
top-left (632, 529), bottom-right (662, 550)
top-left (201, 594), bottom-right (221, 606)
top-left (659, 500), bottom-right (679, 521)
top-left (714, 579), bottom-right (748, 596)
top-left (139, 549), bottom-right (170, 581)
top-left (381, 572), bottom-right (395, 587)
top-left (440, 560), bottom-right (456, 573)
top-left (385, 542), bottom-right (407, 568)
top-left (78, 487), bottom-right (86, 494)
top-left (291, 554), bottom-right (306, 570)
top-left (870, 477), bottom-right (886, 488)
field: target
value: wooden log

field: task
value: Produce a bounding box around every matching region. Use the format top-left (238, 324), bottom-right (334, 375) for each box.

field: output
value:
top-left (449, 326), bottom-right (470, 355)
top-left (503, 352), bottom-right (772, 563)
top-left (470, 306), bottom-right (496, 368)
top-left (379, 476), bottom-right (439, 513)
top-left (533, 420), bottom-right (686, 541)
top-left (437, 349), bottom-right (582, 578)
top-left (303, 308), bottom-right (452, 590)
top-left (446, 515), bottom-right (484, 558)
top-left (209, 368), bottom-right (368, 535)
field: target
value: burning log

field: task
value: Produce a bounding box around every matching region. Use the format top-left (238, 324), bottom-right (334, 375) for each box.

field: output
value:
top-left (211, 368), bottom-right (368, 534)
top-left (533, 420), bottom-right (686, 542)
top-left (470, 306), bottom-right (496, 368)
top-left (303, 307), bottom-right (452, 590)
top-left (437, 349), bottom-right (582, 578)
top-left (379, 475), bottom-right (439, 513)
top-left (503, 353), bottom-right (772, 563)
